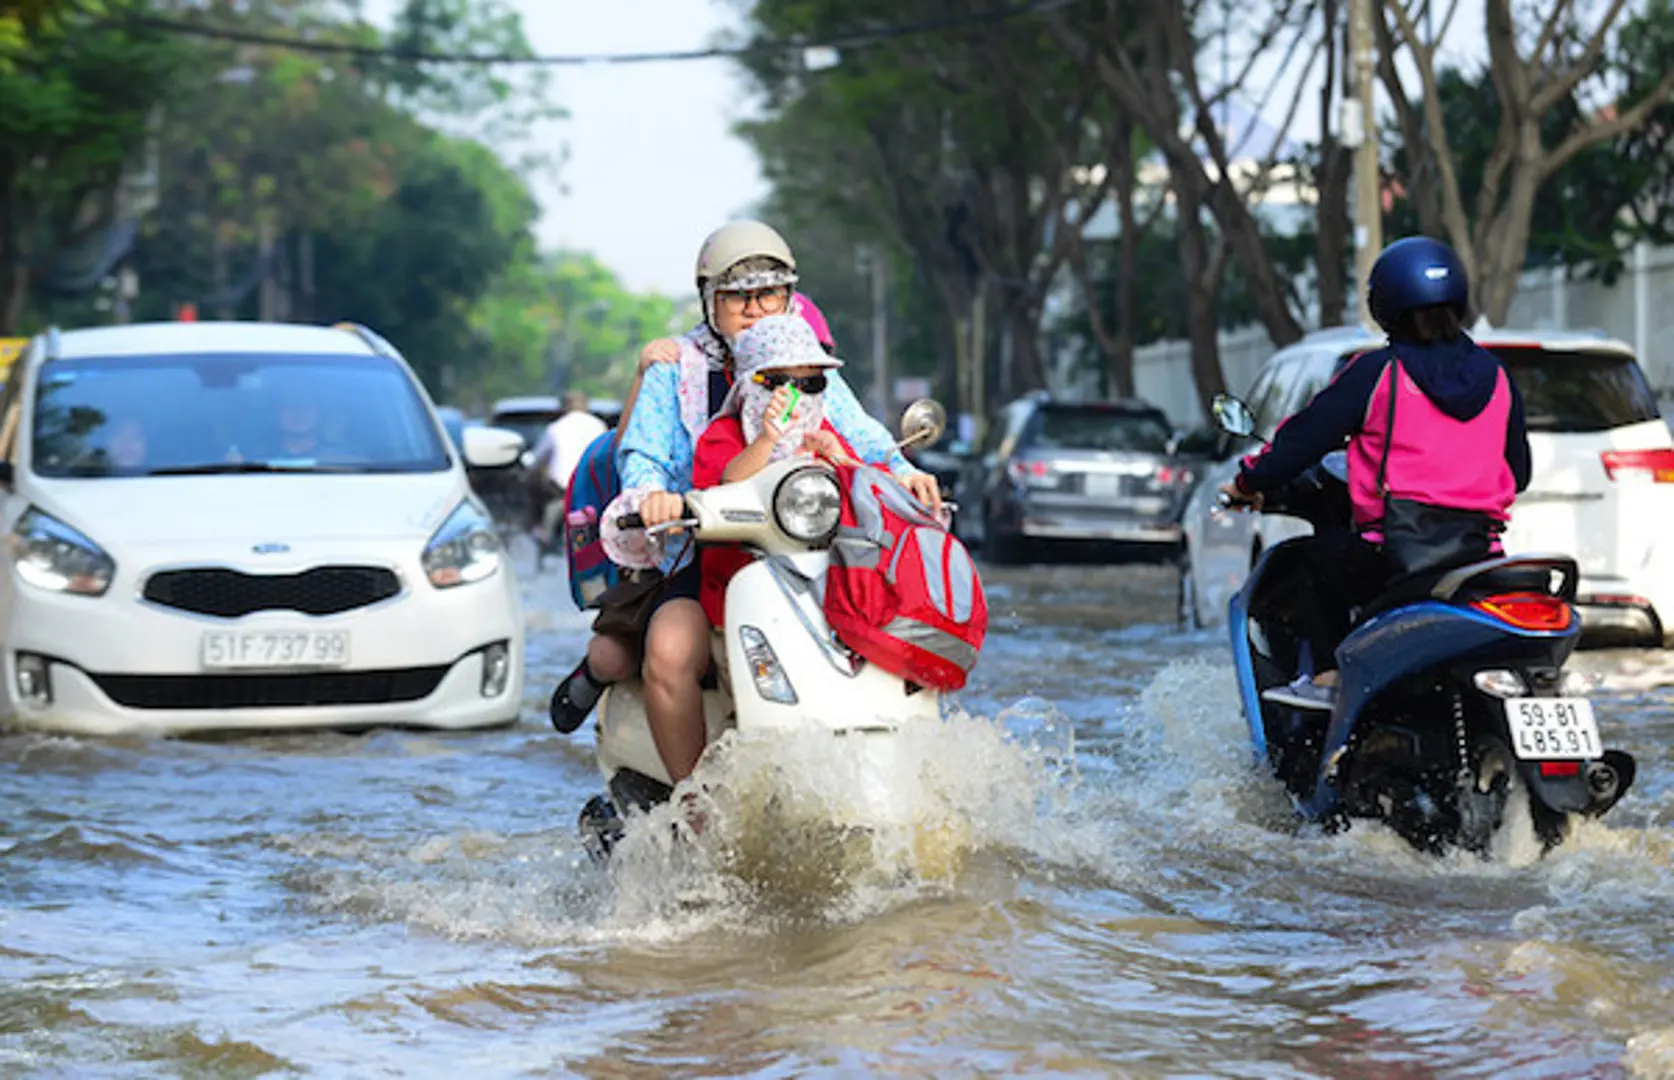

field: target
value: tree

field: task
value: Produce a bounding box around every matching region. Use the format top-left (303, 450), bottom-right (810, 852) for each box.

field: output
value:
top-left (1045, 0), bottom-right (1317, 352)
top-left (1376, 0), bottom-right (1674, 323)
top-left (0, 4), bottom-right (182, 332)
top-left (735, 0), bottom-right (1123, 419)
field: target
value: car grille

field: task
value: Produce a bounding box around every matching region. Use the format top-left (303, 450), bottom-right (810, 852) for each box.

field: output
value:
top-left (143, 566), bottom-right (402, 618)
top-left (87, 667), bottom-right (448, 710)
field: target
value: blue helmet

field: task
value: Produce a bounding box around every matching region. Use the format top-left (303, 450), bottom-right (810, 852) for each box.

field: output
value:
top-left (1367, 236), bottom-right (1469, 331)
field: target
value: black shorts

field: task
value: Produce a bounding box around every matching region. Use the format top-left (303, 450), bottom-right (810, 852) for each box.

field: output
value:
top-left (592, 561), bottom-right (705, 645)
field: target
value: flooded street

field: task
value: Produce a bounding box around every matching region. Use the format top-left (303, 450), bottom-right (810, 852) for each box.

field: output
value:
top-left (5, 552), bottom-right (1674, 1077)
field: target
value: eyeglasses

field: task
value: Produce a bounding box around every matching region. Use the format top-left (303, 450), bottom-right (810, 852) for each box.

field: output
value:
top-left (753, 372), bottom-right (828, 394)
top-left (717, 286), bottom-right (792, 315)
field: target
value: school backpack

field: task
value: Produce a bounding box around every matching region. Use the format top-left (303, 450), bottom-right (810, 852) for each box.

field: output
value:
top-left (563, 429), bottom-right (623, 609)
top-left (822, 462), bottom-right (988, 691)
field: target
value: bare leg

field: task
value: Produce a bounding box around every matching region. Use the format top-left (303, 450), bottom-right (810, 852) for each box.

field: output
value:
top-left (586, 632), bottom-right (639, 684)
top-left (641, 598), bottom-right (713, 783)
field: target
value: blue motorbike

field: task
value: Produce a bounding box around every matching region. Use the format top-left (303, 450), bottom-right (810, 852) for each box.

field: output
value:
top-left (1212, 395), bottom-right (1636, 856)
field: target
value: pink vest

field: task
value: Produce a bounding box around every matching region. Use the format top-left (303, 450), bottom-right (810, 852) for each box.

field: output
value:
top-left (1348, 360), bottom-right (1516, 538)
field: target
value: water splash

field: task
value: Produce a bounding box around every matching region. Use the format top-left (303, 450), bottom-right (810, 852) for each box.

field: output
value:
top-left (602, 705), bottom-right (1086, 927)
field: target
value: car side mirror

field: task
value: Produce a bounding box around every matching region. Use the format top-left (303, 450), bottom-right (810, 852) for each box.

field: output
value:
top-left (463, 425), bottom-right (525, 470)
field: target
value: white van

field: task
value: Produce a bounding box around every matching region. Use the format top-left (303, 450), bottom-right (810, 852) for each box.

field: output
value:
top-left (1179, 326), bottom-right (1674, 646)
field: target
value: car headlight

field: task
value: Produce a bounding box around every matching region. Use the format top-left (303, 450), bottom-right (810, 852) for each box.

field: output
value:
top-left (773, 466), bottom-right (842, 543)
top-left (10, 508), bottom-right (115, 597)
top-left (422, 501), bottom-right (502, 588)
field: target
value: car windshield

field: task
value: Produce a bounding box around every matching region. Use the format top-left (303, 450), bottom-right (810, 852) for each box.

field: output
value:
top-left (1029, 406), bottom-right (1174, 453)
top-left (1489, 347), bottom-right (1661, 433)
top-left (31, 352), bottom-right (451, 478)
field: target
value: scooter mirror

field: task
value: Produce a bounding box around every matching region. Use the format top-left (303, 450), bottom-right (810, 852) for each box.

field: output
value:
top-left (1211, 394), bottom-right (1257, 439)
top-left (897, 399), bottom-right (946, 450)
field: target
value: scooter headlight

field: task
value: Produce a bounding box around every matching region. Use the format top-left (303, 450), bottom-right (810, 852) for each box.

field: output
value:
top-left (773, 467), bottom-right (841, 544)
top-left (422, 500), bottom-right (502, 588)
top-left (10, 509), bottom-right (115, 596)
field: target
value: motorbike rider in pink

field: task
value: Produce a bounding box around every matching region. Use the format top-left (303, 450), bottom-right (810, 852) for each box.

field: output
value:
top-left (1219, 236), bottom-right (1532, 710)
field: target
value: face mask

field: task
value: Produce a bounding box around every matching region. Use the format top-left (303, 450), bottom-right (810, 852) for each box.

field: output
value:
top-left (740, 377), bottom-right (824, 463)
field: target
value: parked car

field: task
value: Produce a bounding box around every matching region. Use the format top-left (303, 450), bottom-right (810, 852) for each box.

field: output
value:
top-left (956, 393), bottom-right (1193, 564)
top-left (1178, 325), bottom-right (1674, 646)
top-left (0, 320), bottom-right (527, 736)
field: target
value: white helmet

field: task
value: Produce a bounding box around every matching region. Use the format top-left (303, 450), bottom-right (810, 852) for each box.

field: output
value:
top-left (694, 220), bottom-right (796, 288)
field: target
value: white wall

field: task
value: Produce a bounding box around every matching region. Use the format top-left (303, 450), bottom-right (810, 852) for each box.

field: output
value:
top-left (1053, 241), bottom-right (1674, 427)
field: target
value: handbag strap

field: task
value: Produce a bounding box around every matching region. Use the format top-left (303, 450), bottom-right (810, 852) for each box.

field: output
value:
top-left (1374, 358), bottom-right (1400, 498)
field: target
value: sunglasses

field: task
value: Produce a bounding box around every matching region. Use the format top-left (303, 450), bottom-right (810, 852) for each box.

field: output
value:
top-left (753, 372), bottom-right (828, 394)
top-left (717, 287), bottom-right (792, 314)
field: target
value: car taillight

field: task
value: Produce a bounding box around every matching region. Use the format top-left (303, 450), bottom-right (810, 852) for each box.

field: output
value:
top-left (1470, 592), bottom-right (1574, 632)
top-left (1600, 448), bottom-right (1674, 483)
top-left (1007, 459), bottom-right (1053, 486)
top-left (1157, 465), bottom-right (1181, 486)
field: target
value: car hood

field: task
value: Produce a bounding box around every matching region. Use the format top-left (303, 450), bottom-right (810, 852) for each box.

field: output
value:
top-left (31, 473), bottom-right (465, 546)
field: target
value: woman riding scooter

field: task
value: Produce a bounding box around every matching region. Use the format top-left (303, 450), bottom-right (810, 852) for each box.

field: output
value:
top-left (1219, 236), bottom-right (1532, 710)
top-left (550, 221), bottom-right (941, 790)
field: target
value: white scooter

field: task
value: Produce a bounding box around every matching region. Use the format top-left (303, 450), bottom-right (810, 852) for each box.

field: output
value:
top-left (577, 401), bottom-right (962, 859)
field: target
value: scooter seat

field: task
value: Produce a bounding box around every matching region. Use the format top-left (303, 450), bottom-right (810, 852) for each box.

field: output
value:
top-left (1429, 554), bottom-right (1579, 603)
top-left (1357, 555), bottom-right (1579, 621)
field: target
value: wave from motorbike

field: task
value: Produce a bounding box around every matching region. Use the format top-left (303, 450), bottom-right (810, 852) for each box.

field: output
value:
top-left (564, 402), bottom-right (990, 871)
top-left (1210, 393), bottom-right (1636, 858)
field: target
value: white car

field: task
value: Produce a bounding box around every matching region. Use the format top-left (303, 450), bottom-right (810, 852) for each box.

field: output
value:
top-left (0, 321), bottom-right (528, 736)
top-left (1180, 326), bottom-right (1674, 646)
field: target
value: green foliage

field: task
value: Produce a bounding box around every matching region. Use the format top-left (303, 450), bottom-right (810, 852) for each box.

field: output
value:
top-left (0, 3), bottom-right (185, 330)
top-left (4, 0), bottom-right (671, 412)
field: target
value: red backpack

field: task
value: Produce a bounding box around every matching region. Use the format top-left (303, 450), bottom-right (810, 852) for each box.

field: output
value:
top-left (823, 463), bottom-right (988, 691)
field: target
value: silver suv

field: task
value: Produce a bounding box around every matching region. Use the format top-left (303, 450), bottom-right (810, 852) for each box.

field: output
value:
top-left (959, 394), bottom-right (1193, 564)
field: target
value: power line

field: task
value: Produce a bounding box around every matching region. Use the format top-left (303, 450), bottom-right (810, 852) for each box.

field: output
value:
top-left (115, 0), bottom-right (1085, 67)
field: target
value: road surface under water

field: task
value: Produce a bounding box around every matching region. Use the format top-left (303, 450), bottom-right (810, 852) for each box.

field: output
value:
top-left (4, 550), bottom-right (1674, 1077)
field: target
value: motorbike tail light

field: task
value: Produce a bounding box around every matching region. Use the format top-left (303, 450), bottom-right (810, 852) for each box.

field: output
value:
top-left (1470, 592), bottom-right (1574, 632)
top-left (1600, 448), bottom-right (1674, 483)
top-left (1538, 761), bottom-right (1582, 778)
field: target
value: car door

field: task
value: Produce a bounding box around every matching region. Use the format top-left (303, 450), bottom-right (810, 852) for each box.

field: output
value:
top-left (1254, 348), bottom-right (1343, 554)
top-left (1183, 358), bottom-right (1296, 623)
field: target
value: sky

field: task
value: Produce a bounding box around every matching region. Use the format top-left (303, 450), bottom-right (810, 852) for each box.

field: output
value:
top-left (365, 1), bottom-right (769, 298)
top-left (354, 2), bottom-right (1491, 300)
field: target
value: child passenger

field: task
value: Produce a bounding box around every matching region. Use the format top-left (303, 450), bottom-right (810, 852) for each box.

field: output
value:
top-left (689, 313), bottom-right (857, 627)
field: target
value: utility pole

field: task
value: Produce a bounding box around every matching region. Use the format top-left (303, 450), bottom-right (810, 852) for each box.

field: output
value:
top-left (1349, 0), bottom-right (1382, 329)
top-left (869, 246), bottom-right (890, 416)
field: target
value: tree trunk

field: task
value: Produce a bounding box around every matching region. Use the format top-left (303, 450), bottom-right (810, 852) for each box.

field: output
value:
top-left (212, 223), bottom-right (233, 320)
top-left (257, 217), bottom-right (279, 322)
top-left (0, 258), bottom-right (28, 336)
top-left (1009, 299), bottom-right (1048, 393)
top-left (1315, 144), bottom-right (1352, 328)
top-left (1176, 185), bottom-right (1228, 420)
top-left (1475, 170), bottom-right (1542, 325)
top-left (1111, 120), bottom-right (1139, 398)
top-left (1314, 0), bottom-right (1351, 328)
top-left (296, 231), bottom-right (316, 324)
